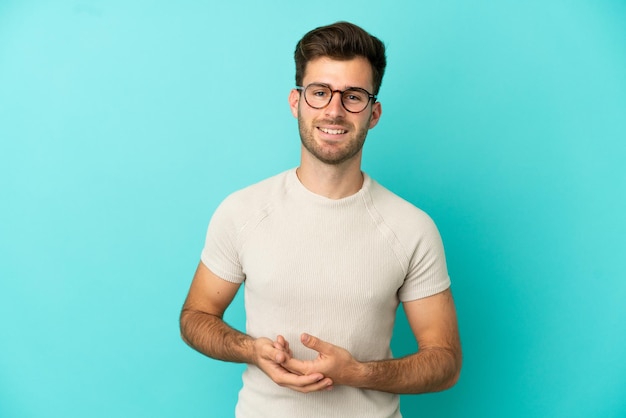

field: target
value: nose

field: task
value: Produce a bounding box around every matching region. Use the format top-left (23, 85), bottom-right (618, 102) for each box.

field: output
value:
top-left (325, 91), bottom-right (347, 117)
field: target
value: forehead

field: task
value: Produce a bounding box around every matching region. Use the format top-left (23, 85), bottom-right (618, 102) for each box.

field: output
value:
top-left (302, 56), bottom-right (374, 91)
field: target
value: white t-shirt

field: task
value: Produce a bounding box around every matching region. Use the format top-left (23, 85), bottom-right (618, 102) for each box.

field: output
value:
top-left (202, 169), bottom-right (450, 418)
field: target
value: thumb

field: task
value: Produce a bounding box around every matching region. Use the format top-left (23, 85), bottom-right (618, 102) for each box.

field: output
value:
top-left (301, 333), bottom-right (330, 353)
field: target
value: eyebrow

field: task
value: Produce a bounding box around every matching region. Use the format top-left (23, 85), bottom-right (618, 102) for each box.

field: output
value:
top-left (307, 82), bottom-right (371, 92)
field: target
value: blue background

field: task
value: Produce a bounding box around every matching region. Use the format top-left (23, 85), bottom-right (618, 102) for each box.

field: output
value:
top-left (1, 1), bottom-right (625, 417)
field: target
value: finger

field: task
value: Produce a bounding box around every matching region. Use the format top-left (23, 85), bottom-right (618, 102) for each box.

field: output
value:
top-left (270, 362), bottom-right (320, 383)
top-left (274, 335), bottom-right (294, 359)
top-left (257, 340), bottom-right (287, 364)
top-left (290, 377), bottom-right (334, 393)
top-left (261, 356), bottom-right (333, 393)
top-left (274, 350), bottom-right (287, 363)
top-left (278, 335), bottom-right (292, 352)
top-left (281, 375), bottom-right (334, 393)
top-left (274, 335), bottom-right (285, 350)
top-left (301, 333), bottom-right (333, 353)
top-left (281, 357), bottom-right (311, 376)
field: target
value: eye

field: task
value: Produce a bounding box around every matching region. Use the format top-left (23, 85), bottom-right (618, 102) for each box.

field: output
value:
top-left (311, 89), bottom-right (329, 98)
top-left (307, 84), bottom-right (331, 99)
top-left (344, 90), bottom-right (366, 103)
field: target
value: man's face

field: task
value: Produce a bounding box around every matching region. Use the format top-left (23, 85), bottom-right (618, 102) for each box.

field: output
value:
top-left (289, 56), bottom-right (382, 166)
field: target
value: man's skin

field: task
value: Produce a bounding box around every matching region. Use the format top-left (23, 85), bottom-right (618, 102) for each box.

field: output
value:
top-left (180, 55), bottom-right (462, 394)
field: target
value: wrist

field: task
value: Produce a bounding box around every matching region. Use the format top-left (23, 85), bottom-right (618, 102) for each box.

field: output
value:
top-left (345, 359), bottom-right (371, 388)
top-left (222, 330), bottom-right (257, 364)
top-left (245, 336), bottom-right (261, 365)
top-left (355, 360), bottom-right (384, 390)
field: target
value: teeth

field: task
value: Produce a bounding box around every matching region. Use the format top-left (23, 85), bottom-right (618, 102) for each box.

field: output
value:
top-left (320, 128), bottom-right (347, 135)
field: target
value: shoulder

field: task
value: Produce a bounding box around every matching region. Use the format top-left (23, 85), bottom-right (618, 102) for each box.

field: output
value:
top-left (365, 177), bottom-right (450, 300)
top-left (367, 178), bottom-right (437, 230)
top-left (364, 177), bottom-right (445, 258)
top-left (223, 170), bottom-right (291, 205)
top-left (212, 169), bottom-right (293, 226)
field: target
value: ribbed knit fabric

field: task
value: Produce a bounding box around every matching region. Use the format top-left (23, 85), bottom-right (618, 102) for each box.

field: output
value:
top-left (201, 169), bottom-right (450, 418)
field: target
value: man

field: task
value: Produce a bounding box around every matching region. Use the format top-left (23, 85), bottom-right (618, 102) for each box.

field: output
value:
top-left (180, 21), bottom-right (461, 418)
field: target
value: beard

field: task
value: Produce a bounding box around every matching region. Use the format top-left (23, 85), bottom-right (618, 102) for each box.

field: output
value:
top-left (297, 110), bottom-right (371, 165)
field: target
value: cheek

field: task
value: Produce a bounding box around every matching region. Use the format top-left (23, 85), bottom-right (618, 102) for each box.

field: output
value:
top-left (297, 104), bottom-right (319, 123)
top-left (360, 114), bottom-right (374, 130)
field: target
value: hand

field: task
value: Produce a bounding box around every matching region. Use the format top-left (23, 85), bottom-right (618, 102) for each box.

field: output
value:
top-left (252, 336), bottom-right (333, 393)
top-left (272, 334), bottom-right (293, 361)
top-left (280, 333), bottom-right (364, 388)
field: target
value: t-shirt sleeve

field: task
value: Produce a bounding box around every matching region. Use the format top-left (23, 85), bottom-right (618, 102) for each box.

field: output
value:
top-left (397, 214), bottom-right (451, 302)
top-left (200, 197), bottom-right (246, 284)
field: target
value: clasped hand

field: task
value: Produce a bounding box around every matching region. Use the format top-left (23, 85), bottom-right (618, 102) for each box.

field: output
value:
top-left (253, 333), bottom-right (362, 393)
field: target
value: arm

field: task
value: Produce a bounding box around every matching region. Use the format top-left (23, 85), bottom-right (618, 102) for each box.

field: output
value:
top-left (179, 261), bottom-right (252, 362)
top-left (280, 288), bottom-right (462, 393)
top-left (179, 261), bottom-right (333, 392)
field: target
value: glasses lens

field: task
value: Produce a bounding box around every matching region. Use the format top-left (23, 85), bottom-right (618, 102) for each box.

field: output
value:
top-left (304, 84), bottom-right (332, 108)
top-left (342, 89), bottom-right (370, 112)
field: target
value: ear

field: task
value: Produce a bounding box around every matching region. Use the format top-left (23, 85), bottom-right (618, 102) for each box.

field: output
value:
top-left (368, 101), bottom-right (382, 129)
top-left (288, 89), bottom-right (300, 118)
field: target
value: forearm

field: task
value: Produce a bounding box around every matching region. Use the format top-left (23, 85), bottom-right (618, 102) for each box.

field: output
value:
top-left (356, 346), bottom-right (461, 394)
top-left (179, 308), bottom-right (255, 364)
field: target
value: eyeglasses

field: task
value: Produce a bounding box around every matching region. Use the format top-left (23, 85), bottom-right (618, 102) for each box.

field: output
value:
top-left (296, 83), bottom-right (377, 113)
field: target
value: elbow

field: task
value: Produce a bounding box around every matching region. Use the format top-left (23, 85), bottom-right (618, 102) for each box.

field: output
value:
top-left (425, 346), bottom-right (461, 392)
top-left (440, 352), bottom-right (462, 391)
top-left (179, 308), bottom-right (193, 346)
top-left (442, 366), bottom-right (461, 390)
top-left (431, 368), bottom-right (461, 393)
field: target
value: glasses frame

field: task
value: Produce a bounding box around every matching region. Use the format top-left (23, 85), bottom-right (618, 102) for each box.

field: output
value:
top-left (295, 83), bottom-right (377, 114)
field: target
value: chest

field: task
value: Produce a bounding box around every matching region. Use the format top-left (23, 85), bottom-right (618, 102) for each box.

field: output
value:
top-left (239, 208), bottom-right (406, 310)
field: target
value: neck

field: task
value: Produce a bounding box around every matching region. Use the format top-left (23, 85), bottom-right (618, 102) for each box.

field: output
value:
top-left (296, 152), bottom-right (364, 199)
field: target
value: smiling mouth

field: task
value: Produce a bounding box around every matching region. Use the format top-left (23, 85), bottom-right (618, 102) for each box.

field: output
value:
top-left (318, 127), bottom-right (347, 135)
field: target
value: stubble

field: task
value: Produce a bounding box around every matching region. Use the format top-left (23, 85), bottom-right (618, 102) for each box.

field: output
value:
top-left (297, 110), bottom-right (371, 165)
